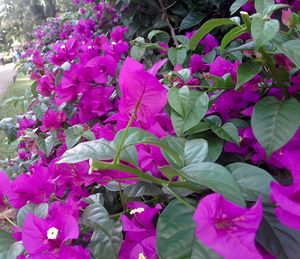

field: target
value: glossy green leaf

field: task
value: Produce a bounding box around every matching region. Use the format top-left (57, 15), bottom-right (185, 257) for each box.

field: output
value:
top-left (181, 162), bottom-right (245, 206)
top-left (157, 200), bottom-right (221, 259)
top-left (130, 45), bottom-right (145, 61)
top-left (17, 203), bottom-right (48, 228)
top-left (82, 203), bottom-right (113, 235)
top-left (251, 17), bottom-right (279, 49)
top-left (262, 4), bottom-right (288, 16)
top-left (89, 220), bottom-right (122, 259)
top-left (59, 139), bottom-right (115, 163)
top-left (251, 97), bottom-right (300, 156)
top-left (123, 181), bottom-right (164, 197)
top-left (235, 60), bottom-right (262, 89)
top-left (227, 162), bottom-right (276, 202)
top-left (189, 18), bottom-right (239, 50)
top-left (168, 85), bottom-right (190, 117)
top-left (180, 12), bottom-right (206, 31)
top-left (210, 121), bottom-right (240, 145)
top-left (221, 25), bottom-right (247, 53)
top-left (168, 47), bottom-right (187, 66)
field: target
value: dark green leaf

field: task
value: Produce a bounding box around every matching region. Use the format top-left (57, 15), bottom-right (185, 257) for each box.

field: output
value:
top-left (181, 162), bottom-right (245, 206)
top-left (82, 203), bottom-right (113, 235)
top-left (89, 220), bottom-right (122, 259)
top-left (251, 97), bottom-right (300, 156)
top-left (123, 181), bottom-right (164, 197)
top-left (235, 60), bottom-right (262, 89)
top-left (59, 139), bottom-right (115, 163)
top-left (190, 18), bottom-right (239, 50)
top-left (180, 12), bottom-right (206, 31)
top-left (257, 206), bottom-right (300, 259)
top-left (157, 200), bottom-right (221, 259)
top-left (221, 25), bottom-right (247, 53)
top-left (227, 162), bottom-right (276, 202)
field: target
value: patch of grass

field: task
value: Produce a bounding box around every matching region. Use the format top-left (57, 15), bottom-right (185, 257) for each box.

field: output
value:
top-left (0, 73), bottom-right (32, 160)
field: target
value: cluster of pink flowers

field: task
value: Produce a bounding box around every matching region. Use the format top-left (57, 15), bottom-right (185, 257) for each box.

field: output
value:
top-left (2, 0), bottom-right (300, 258)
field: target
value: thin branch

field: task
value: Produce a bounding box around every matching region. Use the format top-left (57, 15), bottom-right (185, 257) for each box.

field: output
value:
top-left (158, 0), bottom-right (179, 47)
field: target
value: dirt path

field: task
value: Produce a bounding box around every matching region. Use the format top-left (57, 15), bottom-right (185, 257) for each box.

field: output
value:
top-left (0, 63), bottom-right (16, 99)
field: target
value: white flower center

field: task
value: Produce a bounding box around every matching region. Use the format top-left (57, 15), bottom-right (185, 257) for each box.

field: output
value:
top-left (138, 253), bottom-right (146, 259)
top-left (47, 227), bottom-right (59, 240)
top-left (130, 207), bottom-right (145, 215)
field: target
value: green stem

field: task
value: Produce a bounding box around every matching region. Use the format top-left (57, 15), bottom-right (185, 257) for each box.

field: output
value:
top-left (240, 11), bottom-right (251, 32)
top-left (113, 112), bottom-right (136, 164)
top-left (163, 185), bottom-right (195, 210)
top-left (90, 160), bottom-right (201, 192)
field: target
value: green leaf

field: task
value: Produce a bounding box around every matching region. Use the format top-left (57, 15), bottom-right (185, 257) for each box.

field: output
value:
top-left (235, 60), bottom-right (262, 89)
top-left (82, 203), bottom-right (113, 235)
top-left (210, 121), bottom-right (240, 145)
top-left (190, 18), bottom-right (239, 50)
top-left (130, 45), bottom-right (145, 61)
top-left (168, 86), bottom-right (190, 117)
top-left (115, 128), bottom-right (182, 165)
top-left (183, 139), bottom-right (208, 166)
top-left (65, 124), bottom-right (84, 149)
top-left (257, 206), bottom-right (300, 259)
top-left (251, 97), bottom-right (300, 156)
top-left (157, 200), bottom-right (221, 259)
top-left (89, 220), bottom-right (122, 259)
top-left (148, 30), bottom-right (170, 43)
top-left (168, 47), bottom-right (187, 66)
top-left (7, 242), bottom-right (24, 259)
top-left (251, 18), bottom-right (279, 49)
top-left (255, 0), bottom-right (275, 13)
top-left (0, 232), bottom-right (14, 259)
top-left (227, 162), bottom-right (276, 202)
top-left (17, 203), bottom-right (48, 228)
top-left (59, 139), bottom-right (115, 163)
top-left (180, 12), bottom-right (206, 31)
top-left (123, 181), bottom-right (164, 197)
top-left (230, 0), bottom-right (248, 14)
top-left (221, 25), bottom-right (247, 53)
top-left (275, 39), bottom-right (300, 69)
top-left (262, 4), bottom-right (289, 16)
top-left (84, 193), bottom-right (105, 205)
top-left (161, 137), bottom-right (208, 168)
top-left (171, 92), bottom-right (209, 136)
top-left (181, 162), bottom-right (245, 206)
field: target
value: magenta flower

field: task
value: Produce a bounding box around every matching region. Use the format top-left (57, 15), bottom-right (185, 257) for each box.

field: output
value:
top-left (119, 202), bottom-right (161, 259)
top-left (32, 50), bottom-right (44, 70)
top-left (194, 193), bottom-right (263, 259)
top-left (270, 156), bottom-right (300, 229)
top-left (9, 165), bottom-right (54, 209)
top-left (40, 109), bottom-right (67, 132)
top-left (0, 171), bottom-right (10, 208)
top-left (199, 34), bottom-right (218, 53)
top-left (190, 54), bottom-right (208, 73)
top-left (118, 57), bottom-right (167, 123)
top-left (22, 211), bottom-right (79, 256)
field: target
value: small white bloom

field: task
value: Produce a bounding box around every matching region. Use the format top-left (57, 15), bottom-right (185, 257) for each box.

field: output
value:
top-left (47, 227), bottom-right (59, 240)
top-left (130, 207), bottom-right (145, 215)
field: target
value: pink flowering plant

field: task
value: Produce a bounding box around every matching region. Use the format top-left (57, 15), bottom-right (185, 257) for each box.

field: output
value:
top-left (1, 0), bottom-right (300, 258)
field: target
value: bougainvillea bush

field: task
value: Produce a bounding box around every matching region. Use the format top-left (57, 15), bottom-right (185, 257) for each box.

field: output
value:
top-left (2, 0), bottom-right (300, 258)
